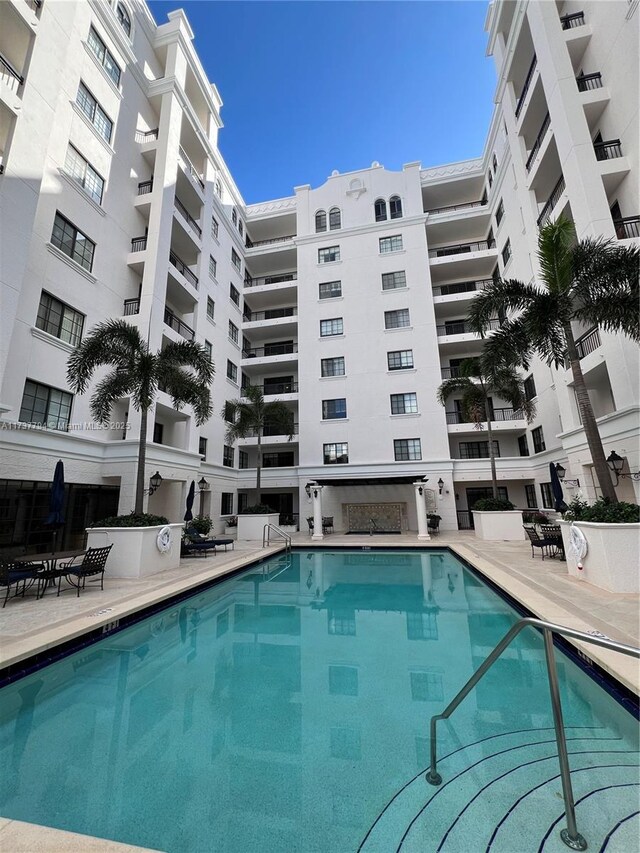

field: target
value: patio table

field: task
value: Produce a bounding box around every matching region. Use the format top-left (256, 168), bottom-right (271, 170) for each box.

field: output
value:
top-left (14, 549), bottom-right (87, 597)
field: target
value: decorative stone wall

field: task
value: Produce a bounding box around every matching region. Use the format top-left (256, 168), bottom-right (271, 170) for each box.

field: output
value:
top-left (345, 503), bottom-right (404, 533)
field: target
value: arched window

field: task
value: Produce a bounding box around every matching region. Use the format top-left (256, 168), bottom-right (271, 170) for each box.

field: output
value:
top-left (116, 3), bottom-right (131, 37)
top-left (315, 210), bottom-right (327, 233)
top-left (329, 207), bottom-right (341, 230)
top-left (389, 195), bottom-right (403, 219)
top-left (374, 198), bottom-right (387, 222)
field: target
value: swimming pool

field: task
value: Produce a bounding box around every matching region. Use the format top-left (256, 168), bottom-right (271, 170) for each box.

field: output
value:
top-left (0, 549), bottom-right (638, 852)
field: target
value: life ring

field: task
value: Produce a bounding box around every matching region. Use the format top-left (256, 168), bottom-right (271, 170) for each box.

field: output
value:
top-left (568, 524), bottom-right (588, 563)
top-left (156, 526), bottom-right (172, 554)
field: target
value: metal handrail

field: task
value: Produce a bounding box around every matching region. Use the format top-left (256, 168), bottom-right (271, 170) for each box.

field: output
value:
top-left (262, 524), bottom-right (291, 555)
top-left (515, 54), bottom-right (537, 117)
top-left (426, 616), bottom-right (640, 851)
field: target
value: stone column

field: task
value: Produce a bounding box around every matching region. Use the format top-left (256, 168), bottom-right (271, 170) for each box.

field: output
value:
top-left (311, 484), bottom-right (324, 541)
top-left (414, 482), bottom-right (431, 541)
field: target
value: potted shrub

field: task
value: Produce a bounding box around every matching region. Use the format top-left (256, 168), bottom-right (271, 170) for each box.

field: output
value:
top-left (522, 510), bottom-right (549, 526)
top-left (223, 516), bottom-right (238, 536)
top-left (236, 504), bottom-right (280, 541)
top-left (471, 497), bottom-right (526, 542)
top-left (86, 513), bottom-right (183, 578)
top-left (189, 515), bottom-right (213, 536)
top-left (560, 498), bottom-right (640, 593)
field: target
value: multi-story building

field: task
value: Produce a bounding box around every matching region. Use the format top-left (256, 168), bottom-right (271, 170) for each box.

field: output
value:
top-left (0, 0), bottom-right (638, 551)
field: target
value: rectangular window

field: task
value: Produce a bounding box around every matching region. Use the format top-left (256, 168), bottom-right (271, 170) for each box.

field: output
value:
top-left (198, 436), bottom-right (207, 459)
top-left (204, 340), bottom-right (212, 362)
top-left (328, 612), bottom-right (356, 638)
top-left (382, 270), bottom-right (407, 290)
top-left (206, 297), bottom-right (215, 320)
top-left (224, 401), bottom-right (235, 423)
top-left (321, 356), bottom-right (345, 377)
top-left (323, 442), bottom-right (348, 464)
top-left (228, 321), bottom-right (239, 344)
top-left (319, 280), bottom-right (342, 299)
top-left (238, 450), bottom-right (249, 470)
top-left (384, 309), bottom-right (410, 329)
top-left (322, 398), bottom-right (347, 420)
top-left (51, 212), bottom-right (95, 271)
top-left (226, 360), bottom-right (238, 383)
top-left (231, 248), bottom-right (241, 272)
top-left (19, 380), bottom-right (72, 431)
top-left (394, 438), bottom-right (421, 461)
top-left (229, 284), bottom-right (240, 306)
top-left (495, 199), bottom-right (504, 226)
top-left (76, 82), bottom-right (113, 143)
top-left (231, 208), bottom-right (237, 225)
top-left (540, 482), bottom-right (553, 509)
top-left (532, 426), bottom-right (546, 453)
top-left (525, 484), bottom-right (538, 508)
top-left (221, 492), bottom-right (233, 514)
top-left (524, 374), bottom-right (537, 400)
top-left (410, 671), bottom-right (443, 700)
top-left (209, 255), bottom-right (217, 278)
top-left (36, 292), bottom-right (85, 346)
top-left (329, 665), bottom-right (358, 696)
top-left (153, 422), bottom-right (164, 444)
top-left (390, 392), bottom-right (418, 414)
top-left (87, 27), bottom-right (121, 86)
top-left (64, 145), bottom-right (104, 204)
top-left (459, 441), bottom-right (500, 459)
top-left (223, 445), bottom-right (234, 467)
top-left (387, 349), bottom-right (414, 370)
top-left (518, 434), bottom-right (530, 457)
top-left (318, 246), bottom-right (340, 263)
top-left (501, 239), bottom-right (512, 266)
top-left (211, 216), bottom-right (219, 239)
top-left (379, 235), bottom-right (403, 253)
top-left (320, 318), bottom-right (343, 337)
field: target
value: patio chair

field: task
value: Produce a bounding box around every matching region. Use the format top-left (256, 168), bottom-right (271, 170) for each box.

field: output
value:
top-left (306, 517), bottom-right (314, 535)
top-left (0, 561), bottom-right (43, 607)
top-left (322, 517), bottom-right (334, 534)
top-left (59, 545), bottom-right (112, 597)
top-left (523, 525), bottom-right (555, 560)
top-left (427, 515), bottom-right (441, 535)
top-left (540, 524), bottom-right (565, 559)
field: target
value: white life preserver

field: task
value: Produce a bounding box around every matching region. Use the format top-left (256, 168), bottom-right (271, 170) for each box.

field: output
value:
top-left (156, 525), bottom-right (172, 554)
top-left (568, 523), bottom-right (588, 563)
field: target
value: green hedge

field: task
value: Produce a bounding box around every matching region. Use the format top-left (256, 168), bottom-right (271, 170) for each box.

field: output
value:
top-left (239, 505), bottom-right (275, 514)
top-left (91, 512), bottom-right (169, 528)
top-left (563, 498), bottom-right (639, 524)
top-left (472, 498), bottom-right (516, 512)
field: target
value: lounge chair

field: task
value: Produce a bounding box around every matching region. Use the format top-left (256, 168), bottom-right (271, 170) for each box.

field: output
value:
top-left (0, 561), bottom-right (43, 607)
top-left (59, 545), bottom-right (112, 596)
top-left (184, 527), bottom-right (234, 551)
top-left (523, 525), bottom-right (555, 560)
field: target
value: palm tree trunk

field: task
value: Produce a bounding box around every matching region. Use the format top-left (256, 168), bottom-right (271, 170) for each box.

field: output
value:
top-left (564, 323), bottom-right (617, 503)
top-left (134, 408), bottom-right (148, 514)
top-left (485, 397), bottom-right (499, 499)
top-left (256, 429), bottom-right (262, 498)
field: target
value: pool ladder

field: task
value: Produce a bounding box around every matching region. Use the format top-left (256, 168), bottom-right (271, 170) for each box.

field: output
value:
top-left (426, 617), bottom-right (639, 851)
top-left (262, 523), bottom-right (291, 557)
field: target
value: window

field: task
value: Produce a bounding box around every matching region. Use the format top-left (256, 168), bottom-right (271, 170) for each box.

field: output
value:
top-left (153, 422), bottom-right (163, 444)
top-left (394, 438), bottom-right (421, 461)
top-left (320, 318), bottom-right (343, 337)
top-left (329, 666), bottom-right (358, 696)
top-left (531, 426), bottom-right (546, 453)
top-left (238, 220), bottom-right (244, 237)
top-left (322, 398), bottom-right (347, 420)
top-left (211, 216), bottom-right (219, 239)
top-left (231, 208), bottom-right (237, 226)
top-left (36, 292), bottom-right (85, 346)
top-left (324, 442), bottom-right (348, 464)
top-left (410, 671), bottom-right (443, 700)
top-left (199, 436), bottom-right (207, 459)
top-left (204, 340), bottom-right (212, 362)
top-left (493, 153), bottom-right (498, 172)
top-left (379, 235), bottom-right (403, 253)
top-left (229, 283), bottom-right (240, 306)
top-left (51, 212), bottom-right (95, 271)
top-left (19, 380), bottom-right (72, 431)
top-left (228, 321), bottom-right (239, 344)
top-left (315, 210), bottom-right (327, 232)
top-left (223, 445), bottom-right (234, 467)
top-left (116, 2), bottom-right (131, 36)
top-left (390, 393), bottom-right (418, 415)
top-left (223, 401), bottom-right (235, 423)
top-left (459, 441), bottom-right (500, 459)
top-left (87, 27), bottom-right (121, 86)
top-left (207, 255), bottom-right (217, 279)
top-left (214, 179), bottom-right (222, 199)
top-left (76, 82), bottom-right (113, 143)
top-left (524, 375), bottom-right (537, 400)
top-left (382, 270), bottom-right (406, 291)
top-left (321, 357), bottom-right (345, 377)
top-left (384, 309), bottom-right (410, 329)
top-left (496, 199), bottom-right (504, 226)
top-left (501, 239), bottom-right (512, 266)
top-left (374, 198), bottom-right (387, 222)
top-left (238, 450), bottom-right (248, 469)
top-left (387, 349), bottom-right (414, 370)
top-left (525, 484), bottom-right (538, 508)
top-left (319, 280), bottom-right (342, 299)
top-left (488, 171), bottom-right (493, 188)
top-left (318, 246), bottom-right (340, 264)
top-left (221, 492), bottom-right (233, 514)
top-left (329, 207), bottom-right (341, 230)
top-left (328, 610), bottom-right (356, 637)
top-left (206, 297), bottom-right (215, 321)
top-left (540, 482), bottom-right (553, 509)
top-left (389, 195), bottom-right (403, 219)
top-left (64, 145), bottom-right (104, 205)
top-left (226, 360), bottom-right (237, 383)
top-left (231, 248), bottom-right (241, 273)
top-left (518, 434), bottom-right (530, 457)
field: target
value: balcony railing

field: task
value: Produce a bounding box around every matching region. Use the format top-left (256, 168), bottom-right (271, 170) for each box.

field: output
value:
top-left (245, 235), bottom-right (296, 248)
top-left (446, 407), bottom-right (523, 425)
top-left (427, 200), bottom-right (488, 215)
top-left (537, 175), bottom-right (566, 227)
top-left (594, 139), bottom-right (622, 161)
top-left (135, 129), bottom-right (158, 143)
top-left (246, 382), bottom-right (299, 396)
top-left (242, 423), bottom-right (299, 437)
top-left (0, 53), bottom-right (24, 86)
top-left (525, 113), bottom-right (551, 172)
top-left (576, 72), bottom-right (602, 92)
top-left (429, 238), bottom-right (496, 259)
top-left (123, 298), bottom-right (140, 316)
top-left (244, 273), bottom-right (298, 288)
top-left (575, 327), bottom-right (601, 359)
top-left (163, 308), bottom-right (195, 341)
top-left (433, 279), bottom-right (492, 297)
top-left (440, 366), bottom-right (463, 379)
top-left (174, 196), bottom-right (202, 238)
top-left (242, 343), bottom-right (298, 358)
top-left (245, 307), bottom-right (297, 322)
top-left (437, 317), bottom-right (501, 336)
top-left (178, 146), bottom-right (205, 190)
top-left (515, 54), bottom-right (537, 118)
top-left (169, 250), bottom-right (199, 288)
top-left (614, 216), bottom-right (640, 240)
top-left (131, 236), bottom-right (147, 252)
top-left (560, 11), bottom-right (585, 29)
top-left (137, 180), bottom-right (153, 195)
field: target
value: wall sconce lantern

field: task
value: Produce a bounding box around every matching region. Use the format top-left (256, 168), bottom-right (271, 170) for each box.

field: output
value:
top-left (607, 451), bottom-right (640, 484)
top-left (555, 463), bottom-right (579, 488)
top-left (198, 477), bottom-right (210, 492)
top-left (148, 471), bottom-right (163, 495)
top-left (438, 478), bottom-right (445, 495)
top-left (305, 482), bottom-right (318, 499)
top-left (418, 485), bottom-right (424, 496)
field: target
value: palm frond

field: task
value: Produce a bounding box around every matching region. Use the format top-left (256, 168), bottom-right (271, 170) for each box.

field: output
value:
top-left (263, 401), bottom-right (296, 440)
top-left (436, 376), bottom-right (476, 406)
top-left (89, 370), bottom-right (136, 424)
top-left (67, 320), bottom-right (147, 392)
top-left (468, 278), bottom-right (544, 333)
top-left (480, 320), bottom-right (534, 371)
top-left (537, 215), bottom-right (575, 295)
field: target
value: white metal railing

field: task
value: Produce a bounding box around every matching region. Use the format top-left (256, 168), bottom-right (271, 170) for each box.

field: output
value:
top-left (262, 524), bottom-right (291, 555)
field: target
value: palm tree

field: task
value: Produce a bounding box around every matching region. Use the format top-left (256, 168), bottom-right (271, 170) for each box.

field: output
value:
top-left (224, 384), bottom-right (295, 497)
top-left (437, 357), bottom-right (536, 499)
top-left (468, 215), bottom-right (639, 502)
top-left (67, 319), bottom-right (214, 514)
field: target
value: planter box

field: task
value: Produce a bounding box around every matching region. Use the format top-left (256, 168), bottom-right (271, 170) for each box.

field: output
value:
top-left (86, 523), bottom-right (183, 578)
top-left (236, 513), bottom-right (280, 541)
top-left (560, 520), bottom-right (640, 593)
top-left (472, 510), bottom-right (526, 541)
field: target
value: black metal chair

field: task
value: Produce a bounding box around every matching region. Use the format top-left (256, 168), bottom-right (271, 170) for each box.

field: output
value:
top-left (59, 545), bottom-right (112, 597)
top-left (523, 525), bottom-right (555, 560)
top-left (306, 517), bottom-right (314, 535)
top-left (0, 561), bottom-right (43, 607)
top-left (427, 515), bottom-right (441, 535)
top-left (322, 517), bottom-right (334, 534)
top-left (540, 524), bottom-right (565, 559)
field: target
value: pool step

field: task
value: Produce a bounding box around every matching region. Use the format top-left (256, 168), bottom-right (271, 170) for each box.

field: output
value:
top-left (359, 727), bottom-right (639, 853)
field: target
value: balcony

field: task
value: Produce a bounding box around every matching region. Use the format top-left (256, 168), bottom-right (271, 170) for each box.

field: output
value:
top-left (244, 272), bottom-right (297, 288)
top-left (240, 423), bottom-right (299, 442)
top-left (246, 382), bottom-right (299, 396)
top-left (429, 238), bottom-right (496, 259)
top-left (164, 308), bottom-right (195, 341)
top-left (0, 52), bottom-right (24, 97)
top-left (594, 139), bottom-right (623, 161)
top-left (614, 216), bottom-right (640, 240)
top-left (515, 54), bottom-right (537, 118)
top-left (565, 327), bottom-right (602, 371)
top-left (427, 200), bottom-right (487, 216)
top-left (242, 343), bottom-right (298, 358)
top-left (245, 234), bottom-right (295, 249)
top-left (178, 146), bottom-right (205, 192)
top-left (536, 175), bottom-right (566, 227)
top-left (174, 196), bottom-right (202, 239)
top-left (131, 236), bottom-right (147, 252)
top-left (169, 250), bottom-right (198, 289)
top-left (433, 279), bottom-right (491, 298)
top-left (135, 129), bottom-right (158, 143)
top-left (123, 298), bottom-right (140, 316)
top-left (437, 318), bottom-right (500, 337)
top-left (244, 307), bottom-right (297, 323)
top-left (137, 180), bottom-right (153, 195)
top-left (525, 113), bottom-right (551, 173)
top-left (576, 72), bottom-right (602, 92)
top-left (560, 11), bottom-right (585, 29)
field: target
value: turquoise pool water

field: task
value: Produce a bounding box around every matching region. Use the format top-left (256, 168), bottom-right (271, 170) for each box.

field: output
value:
top-left (0, 550), bottom-right (638, 852)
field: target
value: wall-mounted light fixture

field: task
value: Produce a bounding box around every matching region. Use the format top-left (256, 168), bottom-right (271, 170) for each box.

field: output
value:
top-left (607, 451), bottom-right (640, 485)
top-left (147, 471), bottom-right (163, 496)
top-left (418, 485), bottom-right (424, 496)
top-left (555, 463), bottom-right (579, 488)
top-left (438, 478), bottom-right (445, 495)
top-left (198, 477), bottom-right (210, 492)
top-left (305, 482), bottom-right (319, 499)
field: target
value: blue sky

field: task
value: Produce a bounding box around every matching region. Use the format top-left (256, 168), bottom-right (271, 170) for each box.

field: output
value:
top-left (147, 1), bottom-right (495, 203)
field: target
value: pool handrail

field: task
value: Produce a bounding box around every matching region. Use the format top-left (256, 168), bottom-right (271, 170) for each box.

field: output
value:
top-left (426, 616), bottom-right (640, 852)
top-left (262, 523), bottom-right (291, 556)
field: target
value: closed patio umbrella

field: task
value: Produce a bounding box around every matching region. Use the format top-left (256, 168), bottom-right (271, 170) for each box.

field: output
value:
top-left (549, 462), bottom-right (568, 513)
top-left (184, 480), bottom-right (195, 522)
top-left (45, 460), bottom-right (65, 553)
